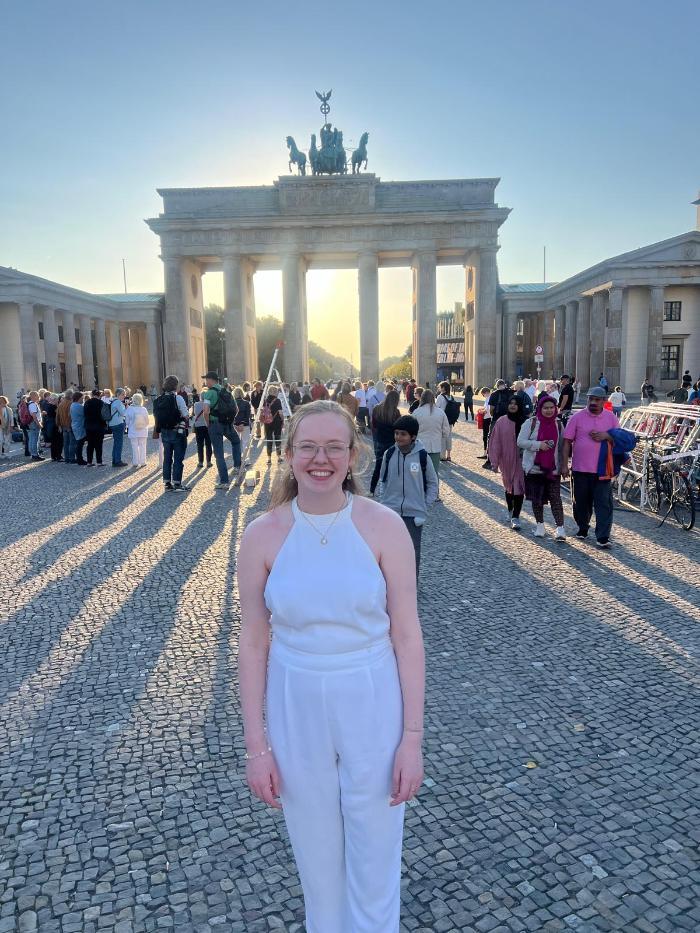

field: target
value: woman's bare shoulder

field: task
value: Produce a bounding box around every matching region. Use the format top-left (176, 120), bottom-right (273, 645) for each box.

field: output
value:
top-left (241, 503), bottom-right (293, 546)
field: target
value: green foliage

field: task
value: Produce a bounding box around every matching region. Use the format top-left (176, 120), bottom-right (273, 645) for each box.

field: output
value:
top-left (256, 315), bottom-right (285, 376)
top-left (379, 354), bottom-right (402, 373)
top-left (309, 357), bottom-right (332, 382)
top-left (204, 308), bottom-right (356, 382)
top-left (384, 360), bottom-right (412, 380)
top-left (204, 304), bottom-right (225, 378)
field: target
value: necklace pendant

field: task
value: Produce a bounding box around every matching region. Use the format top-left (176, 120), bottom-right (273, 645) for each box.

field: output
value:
top-left (320, 536), bottom-right (328, 545)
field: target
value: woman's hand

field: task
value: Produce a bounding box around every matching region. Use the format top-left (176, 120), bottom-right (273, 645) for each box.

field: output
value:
top-left (246, 752), bottom-right (283, 809)
top-left (391, 734), bottom-right (424, 806)
top-left (539, 441), bottom-right (550, 450)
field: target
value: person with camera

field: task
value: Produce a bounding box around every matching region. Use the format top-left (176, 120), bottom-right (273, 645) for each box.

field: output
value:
top-left (154, 375), bottom-right (190, 492)
top-left (202, 371), bottom-right (240, 489)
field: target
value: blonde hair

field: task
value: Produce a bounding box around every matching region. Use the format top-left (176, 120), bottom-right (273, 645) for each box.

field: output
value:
top-left (233, 386), bottom-right (244, 399)
top-left (0, 396), bottom-right (8, 405)
top-left (131, 392), bottom-right (144, 406)
top-left (269, 400), bottom-right (369, 509)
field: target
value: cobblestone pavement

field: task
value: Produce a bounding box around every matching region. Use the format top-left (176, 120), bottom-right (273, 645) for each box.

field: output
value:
top-left (0, 421), bottom-right (698, 933)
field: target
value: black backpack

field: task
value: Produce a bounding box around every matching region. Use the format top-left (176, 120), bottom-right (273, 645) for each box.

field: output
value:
top-left (442, 395), bottom-right (461, 425)
top-left (100, 400), bottom-right (113, 424)
top-left (212, 386), bottom-right (238, 423)
top-left (153, 393), bottom-right (180, 430)
top-left (382, 446), bottom-right (428, 492)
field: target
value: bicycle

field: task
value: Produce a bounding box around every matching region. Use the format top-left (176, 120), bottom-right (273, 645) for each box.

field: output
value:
top-left (616, 434), bottom-right (671, 512)
top-left (649, 448), bottom-right (697, 531)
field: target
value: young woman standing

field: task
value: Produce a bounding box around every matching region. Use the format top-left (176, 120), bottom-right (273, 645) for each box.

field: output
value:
top-left (518, 394), bottom-right (567, 539)
top-left (238, 400), bottom-right (425, 933)
top-left (369, 389), bottom-right (401, 494)
top-left (414, 389), bottom-right (450, 498)
top-left (487, 395), bottom-right (527, 530)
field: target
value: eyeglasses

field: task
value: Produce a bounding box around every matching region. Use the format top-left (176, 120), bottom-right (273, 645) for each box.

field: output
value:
top-left (293, 442), bottom-right (351, 459)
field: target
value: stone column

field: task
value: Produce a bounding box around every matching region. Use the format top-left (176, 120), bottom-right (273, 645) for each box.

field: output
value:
top-left (647, 286), bottom-right (664, 388)
top-left (145, 322), bottom-right (161, 389)
top-left (605, 286), bottom-right (623, 387)
top-left (589, 292), bottom-right (606, 388)
top-left (358, 251), bottom-right (379, 381)
top-left (107, 321), bottom-right (123, 388)
top-left (554, 306), bottom-right (565, 375)
top-left (544, 310), bottom-right (555, 379)
top-left (223, 254), bottom-right (259, 383)
top-left (412, 250), bottom-right (437, 386)
top-left (523, 314), bottom-right (535, 378)
top-left (62, 310), bottom-right (80, 387)
top-left (18, 302), bottom-right (40, 388)
top-left (282, 252), bottom-right (309, 383)
top-left (94, 318), bottom-right (109, 389)
top-left (119, 325), bottom-right (132, 388)
top-left (474, 248), bottom-right (498, 389)
top-left (535, 312), bottom-right (545, 351)
top-left (79, 316), bottom-right (95, 388)
top-left (162, 256), bottom-right (191, 380)
top-left (504, 312), bottom-right (519, 382)
top-left (43, 307), bottom-right (60, 391)
top-left (575, 297), bottom-right (591, 387)
top-left (563, 301), bottom-right (577, 376)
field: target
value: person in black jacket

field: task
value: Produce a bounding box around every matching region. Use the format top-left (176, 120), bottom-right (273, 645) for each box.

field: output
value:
top-left (463, 385), bottom-right (474, 421)
top-left (263, 386), bottom-right (284, 463)
top-left (370, 390), bottom-right (401, 494)
top-left (83, 389), bottom-right (106, 466)
top-left (250, 381), bottom-right (264, 438)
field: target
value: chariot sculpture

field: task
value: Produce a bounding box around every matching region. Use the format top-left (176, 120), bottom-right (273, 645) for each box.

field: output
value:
top-left (286, 90), bottom-right (369, 177)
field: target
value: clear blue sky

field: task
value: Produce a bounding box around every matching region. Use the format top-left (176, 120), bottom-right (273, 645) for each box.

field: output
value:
top-left (2, 0), bottom-right (698, 359)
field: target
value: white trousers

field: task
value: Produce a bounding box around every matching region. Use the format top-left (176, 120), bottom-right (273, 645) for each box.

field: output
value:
top-left (130, 436), bottom-right (148, 465)
top-left (266, 639), bottom-right (405, 933)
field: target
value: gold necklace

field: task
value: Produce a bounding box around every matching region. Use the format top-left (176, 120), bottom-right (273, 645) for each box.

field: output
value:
top-left (297, 495), bottom-right (347, 545)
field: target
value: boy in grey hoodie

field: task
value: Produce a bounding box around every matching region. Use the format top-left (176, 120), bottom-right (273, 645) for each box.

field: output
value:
top-left (377, 414), bottom-right (438, 579)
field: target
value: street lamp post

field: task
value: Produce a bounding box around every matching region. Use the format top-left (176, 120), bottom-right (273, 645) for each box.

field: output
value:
top-left (217, 327), bottom-right (226, 378)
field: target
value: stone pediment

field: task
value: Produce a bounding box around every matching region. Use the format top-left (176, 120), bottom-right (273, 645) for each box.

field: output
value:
top-left (610, 230), bottom-right (700, 267)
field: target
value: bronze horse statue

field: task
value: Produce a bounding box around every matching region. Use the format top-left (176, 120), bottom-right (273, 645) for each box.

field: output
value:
top-left (286, 136), bottom-right (307, 176)
top-left (351, 132), bottom-right (369, 174)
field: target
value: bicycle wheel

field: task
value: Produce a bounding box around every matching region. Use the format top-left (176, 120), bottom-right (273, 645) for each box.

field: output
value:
top-left (646, 466), bottom-right (661, 513)
top-left (618, 472), bottom-right (640, 505)
top-left (671, 473), bottom-right (696, 530)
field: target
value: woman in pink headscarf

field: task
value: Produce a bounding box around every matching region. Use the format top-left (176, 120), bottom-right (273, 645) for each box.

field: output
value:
top-left (487, 395), bottom-right (527, 530)
top-left (517, 394), bottom-right (566, 540)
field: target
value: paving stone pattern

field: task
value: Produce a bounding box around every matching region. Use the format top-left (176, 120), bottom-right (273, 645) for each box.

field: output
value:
top-left (0, 421), bottom-right (698, 932)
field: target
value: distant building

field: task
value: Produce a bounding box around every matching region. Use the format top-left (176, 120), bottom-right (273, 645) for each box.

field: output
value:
top-left (498, 217), bottom-right (700, 392)
top-left (0, 266), bottom-right (164, 394)
top-left (436, 302), bottom-right (465, 384)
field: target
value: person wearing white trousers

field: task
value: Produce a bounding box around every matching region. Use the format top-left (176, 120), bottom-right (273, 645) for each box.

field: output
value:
top-left (125, 394), bottom-right (150, 467)
top-left (238, 401), bottom-right (425, 933)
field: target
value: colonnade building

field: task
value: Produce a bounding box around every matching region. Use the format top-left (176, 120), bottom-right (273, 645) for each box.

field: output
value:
top-left (498, 228), bottom-right (700, 393)
top-left (0, 266), bottom-right (164, 394)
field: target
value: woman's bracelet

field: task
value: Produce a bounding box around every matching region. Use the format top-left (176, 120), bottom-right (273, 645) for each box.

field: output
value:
top-left (244, 745), bottom-right (272, 761)
top-left (403, 726), bottom-right (424, 734)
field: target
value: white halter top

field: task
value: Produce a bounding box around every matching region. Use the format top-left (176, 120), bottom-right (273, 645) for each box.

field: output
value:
top-left (264, 494), bottom-right (390, 655)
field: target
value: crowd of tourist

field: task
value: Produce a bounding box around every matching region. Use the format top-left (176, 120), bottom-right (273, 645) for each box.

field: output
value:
top-left (3, 366), bottom-right (697, 551)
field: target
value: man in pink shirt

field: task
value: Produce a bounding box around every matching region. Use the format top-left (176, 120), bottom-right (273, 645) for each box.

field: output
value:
top-left (561, 386), bottom-right (620, 548)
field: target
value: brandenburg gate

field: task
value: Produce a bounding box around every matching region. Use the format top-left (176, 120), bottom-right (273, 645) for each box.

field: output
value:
top-left (146, 96), bottom-right (510, 387)
top-left (146, 175), bottom-right (509, 387)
